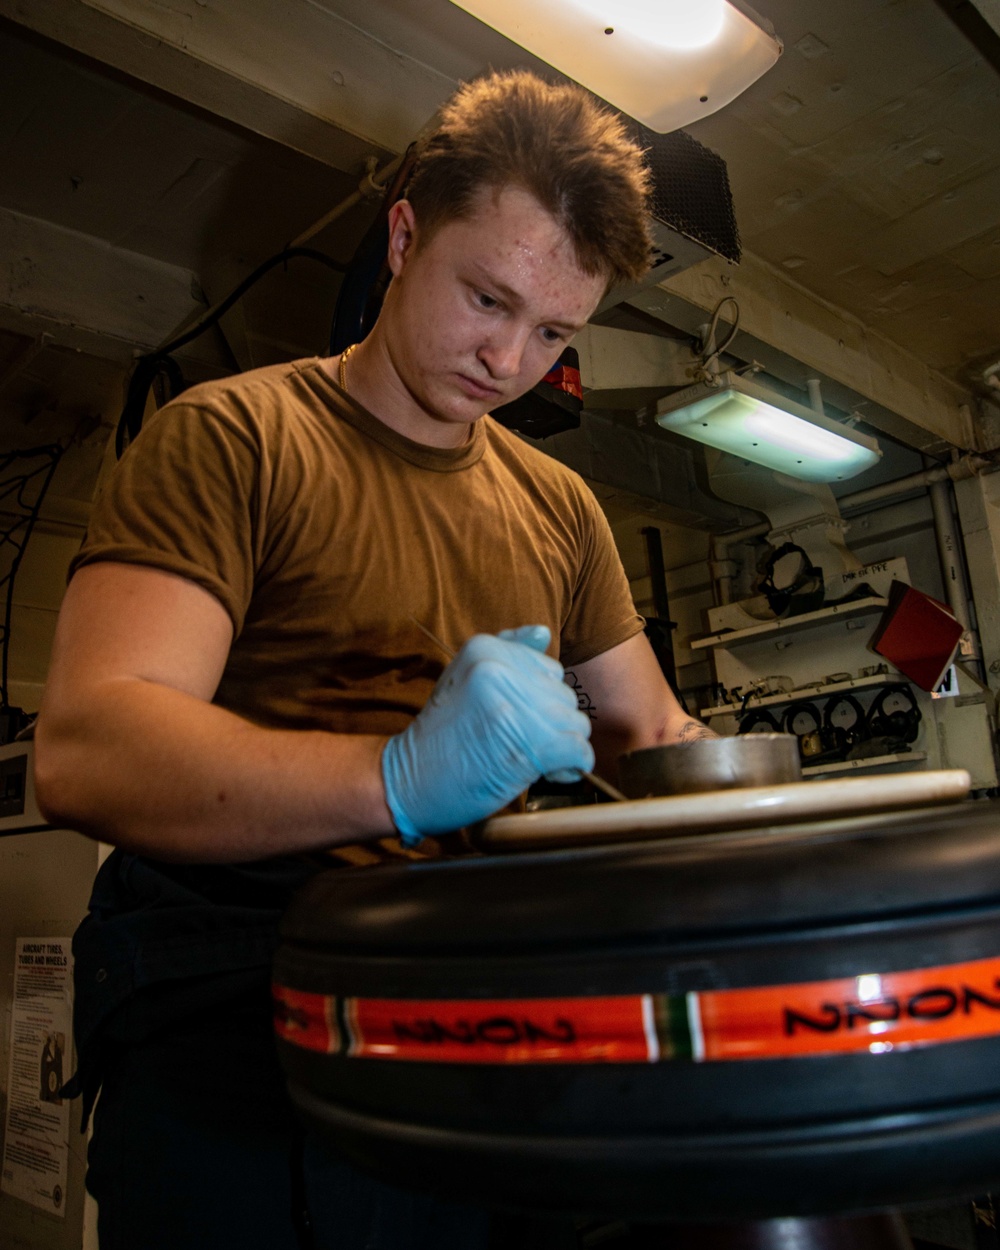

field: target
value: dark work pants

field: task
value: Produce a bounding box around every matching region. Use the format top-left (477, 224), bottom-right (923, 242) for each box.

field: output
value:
top-left (86, 996), bottom-right (492, 1250)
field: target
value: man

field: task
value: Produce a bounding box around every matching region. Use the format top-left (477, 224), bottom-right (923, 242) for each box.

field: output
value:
top-left (34, 71), bottom-right (712, 1249)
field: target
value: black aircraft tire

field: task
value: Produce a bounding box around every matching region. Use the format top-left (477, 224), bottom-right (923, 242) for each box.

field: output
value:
top-left (275, 800), bottom-right (1000, 1220)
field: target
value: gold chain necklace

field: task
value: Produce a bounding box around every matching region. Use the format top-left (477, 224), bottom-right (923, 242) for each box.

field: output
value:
top-left (338, 343), bottom-right (356, 392)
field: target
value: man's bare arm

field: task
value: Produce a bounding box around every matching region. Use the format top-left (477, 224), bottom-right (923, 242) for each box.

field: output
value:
top-left (33, 562), bottom-right (396, 863)
top-left (568, 631), bottom-right (716, 781)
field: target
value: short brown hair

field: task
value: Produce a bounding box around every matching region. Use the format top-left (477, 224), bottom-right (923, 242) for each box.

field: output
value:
top-left (405, 71), bottom-right (653, 288)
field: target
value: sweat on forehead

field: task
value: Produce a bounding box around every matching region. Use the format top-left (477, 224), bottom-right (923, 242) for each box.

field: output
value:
top-left (412, 181), bottom-right (607, 284)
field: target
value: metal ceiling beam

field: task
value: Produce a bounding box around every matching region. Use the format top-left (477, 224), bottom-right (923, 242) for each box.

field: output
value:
top-left (0, 0), bottom-right (449, 172)
top-left (0, 206), bottom-right (224, 369)
top-left (573, 325), bottom-right (693, 410)
top-left (626, 251), bottom-right (977, 457)
top-left (970, 0), bottom-right (1000, 36)
top-left (932, 0), bottom-right (1000, 74)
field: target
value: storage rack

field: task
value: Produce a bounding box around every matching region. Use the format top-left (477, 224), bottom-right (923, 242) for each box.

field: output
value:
top-left (691, 597), bottom-right (887, 652)
top-left (690, 597), bottom-right (927, 779)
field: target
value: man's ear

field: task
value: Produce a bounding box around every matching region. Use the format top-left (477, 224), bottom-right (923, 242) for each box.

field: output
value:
top-left (387, 200), bottom-right (418, 279)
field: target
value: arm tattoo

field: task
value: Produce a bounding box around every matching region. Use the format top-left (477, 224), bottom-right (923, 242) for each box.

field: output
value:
top-left (676, 718), bottom-right (718, 744)
top-left (563, 670), bottom-right (597, 720)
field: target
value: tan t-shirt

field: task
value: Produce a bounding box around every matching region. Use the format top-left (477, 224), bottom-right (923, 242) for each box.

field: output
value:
top-left (72, 358), bottom-right (644, 856)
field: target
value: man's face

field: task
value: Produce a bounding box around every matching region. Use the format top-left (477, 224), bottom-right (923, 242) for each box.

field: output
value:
top-left (381, 184), bottom-right (607, 436)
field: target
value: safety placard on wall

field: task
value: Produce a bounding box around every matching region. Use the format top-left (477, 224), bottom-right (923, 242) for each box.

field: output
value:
top-left (1, 937), bottom-right (73, 1217)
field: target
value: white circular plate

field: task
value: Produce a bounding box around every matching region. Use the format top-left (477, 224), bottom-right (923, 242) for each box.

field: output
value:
top-left (480, 770), bottom-right (972, 853)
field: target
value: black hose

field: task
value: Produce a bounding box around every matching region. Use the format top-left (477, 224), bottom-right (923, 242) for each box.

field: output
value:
top-left (115, 247), bottom-right (348, 457)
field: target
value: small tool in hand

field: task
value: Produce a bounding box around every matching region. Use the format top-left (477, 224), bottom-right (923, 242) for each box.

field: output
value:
top-left (409, 616), bottom-right (628, 803)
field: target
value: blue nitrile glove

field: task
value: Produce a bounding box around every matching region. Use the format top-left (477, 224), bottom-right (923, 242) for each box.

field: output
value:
top-left (497, 625), bottom-right (585, 785)
top-left (382, 625), bottom-right (594, 846)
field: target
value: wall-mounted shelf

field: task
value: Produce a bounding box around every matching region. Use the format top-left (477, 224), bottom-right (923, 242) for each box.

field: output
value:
top-left (691, 597), bottom-right (888, 651)
top-left (700, 671), bottom-right (896, 720)
top-left (801, 751), bottom-right (926, 778)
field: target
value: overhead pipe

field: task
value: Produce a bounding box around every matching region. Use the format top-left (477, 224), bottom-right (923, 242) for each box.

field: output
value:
top-left (290, 153), bottom-right (405, 248)
top-left (710, 521), bottom-right (770, 605)
top-left (841, 456), bottom-right (991, 674)
top-left (806, 377), bottom-right (825, 416)
top-left (287, 111), bottom-right (446, 249)
top-left (837, 456), bottom-right (990, 512)
top-left (709, 454), bottom-right (994, 609)
top-left (927, 479), bottom-right (969, 625)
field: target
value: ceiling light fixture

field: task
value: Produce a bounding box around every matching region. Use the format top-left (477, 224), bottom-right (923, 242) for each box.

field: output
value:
top-left (447, 0), bottom-right (781, 131)
top-left (655, 372), bottom-right (882, 483)
top-left (578, 0), bottom-right (726, 51)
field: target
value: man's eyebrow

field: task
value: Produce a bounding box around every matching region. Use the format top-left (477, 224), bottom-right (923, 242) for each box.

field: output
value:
top-left (467, 264), bottom-right (588, 333)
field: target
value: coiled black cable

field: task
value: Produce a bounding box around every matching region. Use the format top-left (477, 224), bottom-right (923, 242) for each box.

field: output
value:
top-left (115, 247), bottom-right (348, 458)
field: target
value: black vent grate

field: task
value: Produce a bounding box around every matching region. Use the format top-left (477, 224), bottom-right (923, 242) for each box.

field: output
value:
top-left (629, 124), bottom-right (741, 264)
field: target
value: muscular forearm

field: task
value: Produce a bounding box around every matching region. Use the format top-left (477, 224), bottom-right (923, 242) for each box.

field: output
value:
top-left (571, 635), bottom-right (718, 779)
top-left (34, 679), bottom-right (395, 862)
top-left (591, 711), bottom-right (716, 778)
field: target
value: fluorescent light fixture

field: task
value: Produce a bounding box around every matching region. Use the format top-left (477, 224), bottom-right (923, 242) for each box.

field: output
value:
top-left (655, 373), bottom-right (882, 483)
top-left (447, 0), bottom-right (781, 132)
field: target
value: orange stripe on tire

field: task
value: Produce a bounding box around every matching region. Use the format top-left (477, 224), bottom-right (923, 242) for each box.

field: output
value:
top-left (698, 955), bottom-right (1000, 1060)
